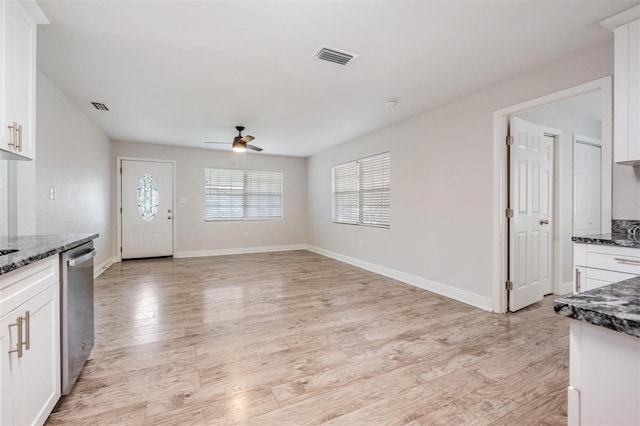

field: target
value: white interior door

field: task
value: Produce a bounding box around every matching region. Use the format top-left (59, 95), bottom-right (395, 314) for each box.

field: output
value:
top-left (573, 141), bottom-right (602, 236)
top-left (509, 117), bottom-right (554, 311)
top-left (121, 160), bottom-right (173, 259)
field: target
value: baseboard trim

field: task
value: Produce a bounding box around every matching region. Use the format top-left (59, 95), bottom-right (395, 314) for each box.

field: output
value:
top-left (559, 280), bottom-right (574, 296)
top-left (94, 256), bottom-right (116, 279)
top-left (306, 245), bottom-right (493, 312)
top-left (174, 244), bottom-right (307, 259)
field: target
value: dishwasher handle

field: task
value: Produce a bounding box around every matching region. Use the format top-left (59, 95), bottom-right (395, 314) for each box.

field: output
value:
top-left (68, 248), bottom-right (97, 267)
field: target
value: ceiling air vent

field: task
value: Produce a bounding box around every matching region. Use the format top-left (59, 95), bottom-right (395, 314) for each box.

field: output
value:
top-left (90, 102), bottom-right (109, 111)
top-left (314, 45), bottom-right (357, 66)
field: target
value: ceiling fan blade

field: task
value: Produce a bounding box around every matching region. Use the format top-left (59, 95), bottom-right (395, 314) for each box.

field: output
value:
top-left (246, 144), bottom-right (263, 152)
top-left (240, 135), bottom-right (255, 143)
top-left (204, 141), bottom-right (229, 144)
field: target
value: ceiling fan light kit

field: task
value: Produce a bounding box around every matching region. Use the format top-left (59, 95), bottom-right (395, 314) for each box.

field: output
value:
top-left (232, 141), bottom-right (247, 153)
top-left (205, 125), bottom-right (263, 153)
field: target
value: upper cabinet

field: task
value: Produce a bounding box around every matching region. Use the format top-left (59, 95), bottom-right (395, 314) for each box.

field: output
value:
top-left (601, 6), bottom-right (640, 165)
top-left (0, 1), bottom-right (48, 161)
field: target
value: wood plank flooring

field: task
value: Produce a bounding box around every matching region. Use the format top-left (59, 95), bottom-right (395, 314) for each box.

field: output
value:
top-left (46, 250), bottom-right (569, 425)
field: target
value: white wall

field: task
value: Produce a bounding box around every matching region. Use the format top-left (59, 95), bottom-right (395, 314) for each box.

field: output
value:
top-left (307, 41), bottom-right (618, 311)
top-left (35, 70), bottom-right (114, 269)
top-left (112, 141), bottom-right (307, 256)
top-left (517, 104), bottom-right (602, 291)
top-left (613, 166), bottom-right (640, 219)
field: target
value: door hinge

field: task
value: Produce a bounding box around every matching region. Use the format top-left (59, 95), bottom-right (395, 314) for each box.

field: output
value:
top-left (506, 135), bottom-right (514, 146)
top-left (505, 280), bottom-right (513, 291)
top-left (505, 208), bottom-right (514, 218)
top-left (120, 207), bottom-right (122, 213)
top-left (120, 246), bottom-right (122, 253)
top-left (120, 167), bottom-right (122, 174)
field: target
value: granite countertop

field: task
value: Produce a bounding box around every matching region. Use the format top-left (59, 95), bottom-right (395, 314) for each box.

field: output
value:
top-left (554, 276), bottom-right (640, 338)
top-left (572, 232), bottom-right (640, 248)
top-left (0, 233), bottom-right (99, 275)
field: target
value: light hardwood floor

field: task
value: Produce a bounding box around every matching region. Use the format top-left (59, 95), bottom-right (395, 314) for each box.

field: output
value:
top-left (47, 250), bottom-right (568, 425)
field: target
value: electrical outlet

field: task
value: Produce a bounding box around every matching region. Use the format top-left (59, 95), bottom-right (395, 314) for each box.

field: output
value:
top-left (49, 187), bottom-right (56, 200)
top-left (244, 231), bottom-right (249, 238)
top-left (359, 239), bottom-right (363, 247)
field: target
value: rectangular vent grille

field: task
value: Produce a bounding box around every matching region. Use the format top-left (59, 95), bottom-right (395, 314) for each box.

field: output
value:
top-left (90, 102), bottom-right (109, 111)
top-left (315, 46), bottom-right (357, 66)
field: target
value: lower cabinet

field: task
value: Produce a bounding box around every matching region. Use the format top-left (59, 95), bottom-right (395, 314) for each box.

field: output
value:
top-left (567, 320), bottom-right (640, 425)
top-left (573, 243), bottom-right (639, 292)
top-left (0, 256), bottom-right (61, 426)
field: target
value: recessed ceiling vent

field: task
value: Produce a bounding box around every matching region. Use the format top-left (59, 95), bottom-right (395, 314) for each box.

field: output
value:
top-left (90, 102), bottom-right (109, 111)
top-left (314, 45), bottom-right (357, 66)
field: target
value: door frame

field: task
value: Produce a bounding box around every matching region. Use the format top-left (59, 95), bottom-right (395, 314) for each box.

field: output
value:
top-left (492, 76), bottom-right (612, 313)
top-left (116, 157), bottom-right (177, 262)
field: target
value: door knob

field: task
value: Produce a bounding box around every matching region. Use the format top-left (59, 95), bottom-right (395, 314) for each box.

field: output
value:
top-left (540, 219), bottom-right (549, 225)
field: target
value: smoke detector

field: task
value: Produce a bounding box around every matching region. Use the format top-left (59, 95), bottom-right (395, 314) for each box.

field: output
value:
top-left (386, 100), bottom-right (397, 108)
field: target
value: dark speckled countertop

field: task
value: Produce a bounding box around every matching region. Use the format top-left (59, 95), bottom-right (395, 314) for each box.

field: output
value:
top-left (0, 233), bottom-right (98, 275)
top-left (554, 276), bottom-right (640, 338)
top-left (572, 232), bottom-right (640, 248)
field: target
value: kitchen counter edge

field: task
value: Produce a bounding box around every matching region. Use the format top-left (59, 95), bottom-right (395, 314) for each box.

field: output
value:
top-left (572, 233), bottom-right (640, 248)
top-left (554, 276), bottom-right (640, 339)
top-left (0, 233), bottom-right (99, 275)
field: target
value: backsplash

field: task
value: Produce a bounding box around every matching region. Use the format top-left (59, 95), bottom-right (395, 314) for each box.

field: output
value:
top-left (612, 219), bottom-right (640, 235)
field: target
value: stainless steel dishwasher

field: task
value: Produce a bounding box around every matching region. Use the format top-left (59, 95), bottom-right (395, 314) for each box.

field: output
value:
top-left (60, 241), bottom-right (96, 395)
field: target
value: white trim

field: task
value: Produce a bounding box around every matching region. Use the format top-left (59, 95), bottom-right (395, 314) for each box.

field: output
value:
top-left (492, 76), bottom-right (613, 313)
top-left (116, 157), bottom-right (177, 262)
top-left (574, 134), bottom-right (602, 147)
top-left (174, 244), bottom-right (307, 259)
top-left (307, 245), bottom-right (493, 312)
top-left (94, 256), bottom-right (115, 279)
top-left (20, 0), bottom-right (50, 24)
top-left (599, 5), bottom-right (639, 32)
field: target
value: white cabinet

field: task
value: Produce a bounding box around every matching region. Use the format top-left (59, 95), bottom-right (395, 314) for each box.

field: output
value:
top-left (568, 321), bottom-right (640, 426)
top-left (0, 0), bottom-right (45, 160)
top-left (0, 256), bottom-right (60, 426)
top-left (573, 243), bottom-right (639, 292)
top-left (601, 7), bottom-right (640, 165)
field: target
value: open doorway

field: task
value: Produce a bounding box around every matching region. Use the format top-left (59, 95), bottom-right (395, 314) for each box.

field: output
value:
top-left (492, 77), bottom-right (612, 313)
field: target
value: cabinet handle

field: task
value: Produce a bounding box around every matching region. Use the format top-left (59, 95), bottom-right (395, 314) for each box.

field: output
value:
top-left (16, 124), bottom-right (22, 152)
top-left (8, 316), bottom-right (23, 358)
top-left (614, 257), bottom-right (640, 265)
top-left (575, 268), bottom-right (581, 293)
top-left (24, 310), bottom-right (30, 351)
top-left (6, 122), bottom-right (17, 150)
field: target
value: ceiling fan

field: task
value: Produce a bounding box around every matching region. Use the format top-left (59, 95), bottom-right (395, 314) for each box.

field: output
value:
top-left (205, 126), bottom-right (263, 152)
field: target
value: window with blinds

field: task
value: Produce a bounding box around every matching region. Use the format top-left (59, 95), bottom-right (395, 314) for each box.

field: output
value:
top-left (332, 152), bottom-right (390, 228)
top-left (204, 168), bottom-right (283, 221)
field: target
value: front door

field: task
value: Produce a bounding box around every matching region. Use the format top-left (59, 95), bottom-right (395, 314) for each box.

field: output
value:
top-left (508, 117), bottom-right (554, 311)
top-left (121, 160), bottom-right (173, 259)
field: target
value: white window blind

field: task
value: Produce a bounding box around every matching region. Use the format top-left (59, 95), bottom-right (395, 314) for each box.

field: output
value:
top-left (245, 170), bottom-right (283, 220)
top-left (204, 168), bottom-right (282, 221)
top-left (333, 152), bottom-right (390, 228)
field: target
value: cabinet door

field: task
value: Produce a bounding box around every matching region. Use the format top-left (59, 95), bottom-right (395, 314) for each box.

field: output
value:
top-left (1, 0), bottom-right (36, 159)
top-left (614, 18), bottom-right (640, 165)
top-left (2, 283), bottom-right (60, 426)
top-left (585, 268), bottom-right (636, 292)
top-left (0, 309), bottom-right (18, 425)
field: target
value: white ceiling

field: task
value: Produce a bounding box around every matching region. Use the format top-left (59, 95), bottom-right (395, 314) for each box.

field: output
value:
top-left (549, 90), bottom-right (604, 122)
top-left (36, 1), bottom-right (636, 157)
